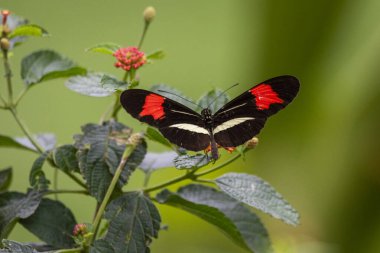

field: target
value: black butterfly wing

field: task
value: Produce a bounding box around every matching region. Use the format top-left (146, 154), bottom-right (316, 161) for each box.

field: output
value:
top-left (212, 75), bottom-right (300, 147)
top-left (120, 89), bottom-right (211, 151)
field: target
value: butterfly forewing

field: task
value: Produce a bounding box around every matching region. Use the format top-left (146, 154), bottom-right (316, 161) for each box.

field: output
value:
top-left (120, 89), bottom-right (211, 151)
top-left (213, 75), bottom-right (300, 148)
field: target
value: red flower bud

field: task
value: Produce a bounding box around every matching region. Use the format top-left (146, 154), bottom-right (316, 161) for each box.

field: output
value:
top-left (113, 47), bottom-right (147, 72)
top-left (1, 10), bottom-right (10, 26)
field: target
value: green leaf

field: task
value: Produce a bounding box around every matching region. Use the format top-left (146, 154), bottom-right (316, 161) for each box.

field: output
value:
top-left (86, 43), bottom-right (121, 55)
top-left (20, 198), bottom-right (76, 248)
top-left (2, 12), bottom-right (28, 49)
top-left (100, 74), bottom-right (129, 91)
top-left (216, 173), bottom-right (300, 226)
top-left (0, 168), bottom-right (12, 192)
top-left (101, 192), bottom-right (161, 253)
top-left (21, 50), bottom-right (87, 86)
top-left (157, 184), bottom-right (272, 253)
top-left (139, 151), bottom-right (177, 173)
top-left (0, 134), bottom-right (34, 152)
top-left (29, 152), bottom-right (50, 191)
top-left (74, 121), bottom-right (146, 201)
top-left (150, 84), bottom-right (196, 108)
top-left (145, 127), bottom-right (172, 149)
top-left (0, 190), bottom-right (42, 239)
top-left (147, 50), bottom-right (165, 60)
top-left (90, 240), bottom-right (115, 253)
top-left (174, 154), bottom-right (210, 169)
top-left (197, 88), bottom-right (230, 114)
top-left (0, 240), bottom-right (38, 253)
top-left (8, 24), bottom-right (49, 39)
top-left (15, 133), bottom-right (56, 151)
top-left (65, 73), bottom-right (116, 97)
top-left (52, 145), bottom-right (79, 173)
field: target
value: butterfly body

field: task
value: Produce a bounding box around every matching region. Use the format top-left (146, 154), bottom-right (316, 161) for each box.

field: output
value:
top-left (120, 75), bottom-right (300, 160)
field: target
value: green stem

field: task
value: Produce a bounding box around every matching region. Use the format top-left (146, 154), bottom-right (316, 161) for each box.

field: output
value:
top-left (2, 49), bottom-right (13, 104)
top-left (9, 107), bottom-right (44, 153)
top-left (14, 87), bottom-right (28, 107)
top-left (91, 141), bottom-right (139, 243)
top-left (194, 152), bottom-right (242, 178)
top-left (44, 189), bottom-right (89, 195)
top-left (110, 92), bottom-right (122, 119)
top-left (53, 167), bottom-right (59, 200)
top-left (137, 21), bottom-right (150, 49)
top-left (55, 247), bottom-right (83, 253)
top-left (144, 151), bottom-right (246, 193)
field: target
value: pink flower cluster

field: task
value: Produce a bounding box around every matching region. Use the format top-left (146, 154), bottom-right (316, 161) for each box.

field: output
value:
top-left (73, 223), bottom-right (87, 236)
top-left (113, 46), bottom-right (147, 71)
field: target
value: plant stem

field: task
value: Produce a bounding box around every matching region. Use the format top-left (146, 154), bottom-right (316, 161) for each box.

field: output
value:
top-left (110, 92), bottom-right (122, 119)
top-left (90, 140), bottom-right (139, 243)
top-left (2, 49), bottom-right (13, 104)
top-left (55, 247), bottom-right (83, 253)
top-left (0, 93), bottom-right (6, 106)
top-left (14, 87), bottom-right (28, 107)
top-left (44, 189), bottom-right (89, 195)
top-left (144, 151), bottom-right (245, 193)
top-left (9, 107), bottom-right (44, 153)
top-left (138, 22), bottom-right (150, 49)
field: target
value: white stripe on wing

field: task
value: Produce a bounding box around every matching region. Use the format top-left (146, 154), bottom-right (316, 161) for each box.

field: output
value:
top-left (169, 123), bottom-right (209, 135)
top-left (213, 117), bottom-right (255, 134)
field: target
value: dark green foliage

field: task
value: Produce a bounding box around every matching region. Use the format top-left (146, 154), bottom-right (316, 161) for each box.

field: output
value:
top-left (20, 198), bottom-right (76, 248)
top-left (74, 121), bottom-right (146, 201)
top-left (157, 184), bottom-right (272, 253)
top-left (93, 192), bottom-right (161, 253)
top-left (100, 74), bottom-right (128, 91)
top-left (197, 88), bottom-right (230, 113)
top-left (0, 190), bottom-right (41, 239)
top-left (173, 154), bottom-right (210, 169)
top-left (0, 135), bottom-right (35, 152)
top-left (21, 50), bottom-right (86, 86)
top-left (216, 173), bottom-right (300, 225)
top-left (0, 240), bottom-right (38, 253)
top-left (0, 168), bottom-right (12, 192)
top-left (52, 145), bottom-right (80, 173)
top-left (145, 127), bottom-right (172, 149)
top-left (29, 152), bottom-right (50, 191)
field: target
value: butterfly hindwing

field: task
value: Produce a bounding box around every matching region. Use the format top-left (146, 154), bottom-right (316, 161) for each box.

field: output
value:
top-left (120, 89), bottom-right (211, 151)
top-left (213, 75), bottom-right (300, 148)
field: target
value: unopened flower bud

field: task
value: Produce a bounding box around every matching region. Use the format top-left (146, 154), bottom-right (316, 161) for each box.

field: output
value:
top-left (245, 137), bottom-right (259, 149)
top-left (0, 38), bottom-right (10, 50)
top-left (1, 10), bottom-right (10, 26)
top-left (143, 6), bottom-right (156, 23)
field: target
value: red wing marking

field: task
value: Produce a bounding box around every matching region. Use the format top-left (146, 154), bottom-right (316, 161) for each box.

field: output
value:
top-left (223, 147), bottom-right (236, 153)
top-left (139, 94), bottom-right (165, 120)
top-left (250, 84), bottom-right (284, 110)
top-left (204, 144), bottom-right (212, 154)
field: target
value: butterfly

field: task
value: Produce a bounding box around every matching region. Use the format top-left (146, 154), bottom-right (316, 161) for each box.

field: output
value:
top-left (120, 75), bottom-right (300, 160)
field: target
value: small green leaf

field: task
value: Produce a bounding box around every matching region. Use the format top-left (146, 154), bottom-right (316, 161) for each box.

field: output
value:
top-left (65, 73), bottom-right (115, 97)
top-left (20, 198), bottom-right (77, 248)
top-left (102, 192), bottom-right (161, 253)
top-left (2, 12), bottom-right (28, 49)
top-left (0, 240), bottom-right (38, 253)
top-left (52, 145), bottom-right (79, 173)
top-left (8, 24), bottom-right (49, 39)
top-left (197, 88), bottom-right (230, 114)
top-left (216, 173), bottom-right (300, 226)
top-left (145, 127), bottom-right (172, 149)
top-left (157, 184), bottom-right (272, 253)
top-left (174, 154), bottom-right (210, 169)
top-left (86, 43), bottom-right (121, 55)
top-left (0, 134), bottom-right (34, 152)
top-left (0, 168), bottom-right (12, 192)
top-left (29, 152), bottom-right (50, 191)
top-left (100, 74), bottom-right (129, 91)
top-left (15, 133), bottom-right (56, 151)
top-left (74, 121), bottom-right (146, 201)
top-left (21, 50), bottom-right (87, 86)
top-left (139, 151), bottom-right (177, 173)
top-left (0, 190), bottom-right (42, 239)
top-left (147, 50), bottom-right (165, 60)
top-left (150, 84), bottom-right (196, 108)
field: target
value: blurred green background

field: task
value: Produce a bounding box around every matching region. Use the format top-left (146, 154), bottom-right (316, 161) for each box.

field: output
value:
top-left (1, 0), bottom-right (380, 252)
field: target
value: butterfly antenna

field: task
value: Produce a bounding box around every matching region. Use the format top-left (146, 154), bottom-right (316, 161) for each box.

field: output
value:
top-left (207, 83), bottom-right (239, 108)
top-left (157, 90), bottom-right (203, 109)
